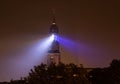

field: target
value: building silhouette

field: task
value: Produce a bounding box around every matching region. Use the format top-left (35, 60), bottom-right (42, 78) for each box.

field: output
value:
top-left (47, 15), bottom-right (60, 65)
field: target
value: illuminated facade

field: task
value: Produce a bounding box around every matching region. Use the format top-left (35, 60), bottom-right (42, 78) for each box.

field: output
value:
top-left (47, 17), bottom-right (60, 65)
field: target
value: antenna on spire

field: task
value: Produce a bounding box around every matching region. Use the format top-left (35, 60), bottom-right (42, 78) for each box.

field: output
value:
top-left (52, 9), bottom-right (56, 25)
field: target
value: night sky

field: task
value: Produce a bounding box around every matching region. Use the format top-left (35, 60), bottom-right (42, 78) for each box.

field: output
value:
top-left (0, 0), bottom-right (120, 82)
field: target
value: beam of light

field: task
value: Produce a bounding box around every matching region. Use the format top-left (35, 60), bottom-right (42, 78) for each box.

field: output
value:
top-left (51, 33), bottom-right (59, 41)
top-left (58, 35), bottom-right (107, 68)
top-left (51, 34), bottom-right (55, 41)
top-left (23, 34), bottom-right (55, 64)
top-left (1, 35), bottom-right (55, 81)
top-left (52, 33), bottom-right (59, 41)
top-left (58, 35), bottom-right (103, 65)
top-left (59, 35), bottom-right (90, 55)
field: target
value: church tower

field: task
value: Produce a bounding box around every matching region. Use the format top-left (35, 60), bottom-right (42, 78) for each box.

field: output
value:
top-left (47, 14), bottom-right (60, 65)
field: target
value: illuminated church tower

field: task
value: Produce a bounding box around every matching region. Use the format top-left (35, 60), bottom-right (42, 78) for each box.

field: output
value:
top-left (47, 15), bottom-right (60, 65)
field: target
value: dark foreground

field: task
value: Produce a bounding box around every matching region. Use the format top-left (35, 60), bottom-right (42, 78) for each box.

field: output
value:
top-left (0, 59), bottom-right (120, 84)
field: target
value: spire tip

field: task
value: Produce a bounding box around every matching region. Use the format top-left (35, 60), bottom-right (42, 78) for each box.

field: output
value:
top-left (51, 9), bottom-right (56, 24)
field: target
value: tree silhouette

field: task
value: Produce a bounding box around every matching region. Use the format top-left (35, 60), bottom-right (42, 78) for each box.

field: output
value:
top-left (26, 63), bottom-right (90, 84)
top-left (3, 59), bottom-right (120, 84)
top-left (88, 59), bottom-right (120, 84)
top-left (109, 59), bottom-right (120, 84)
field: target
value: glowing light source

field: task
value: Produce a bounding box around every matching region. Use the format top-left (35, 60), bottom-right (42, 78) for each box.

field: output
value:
top-left (50, 34), bottom-right (59, 42)
top-left (51, 34), bottom-right (55, 41)
top-left (35, 34), bottom-right (55, 53)
top-left (52, 22), bottom-right (56, 25)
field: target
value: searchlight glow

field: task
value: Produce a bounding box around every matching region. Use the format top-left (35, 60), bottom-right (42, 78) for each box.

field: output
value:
top-left (50, 34), bottom-right (59, 41)
top-left (19, 34), bottom-right (56, 66)
top-left (24, 34), bottom-right (56, 60)
top-left (37, 34), bottom-right (55, 51)
top-left (51, 34), bottom-right (55, 41)
top-left (6, 35), bottom-right (57, 80)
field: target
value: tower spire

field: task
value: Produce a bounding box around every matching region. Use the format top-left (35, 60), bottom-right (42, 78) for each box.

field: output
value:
top-left (47, 10), bottom-right (60, 65)
top-left (52, 9), bottom-right (56, 25)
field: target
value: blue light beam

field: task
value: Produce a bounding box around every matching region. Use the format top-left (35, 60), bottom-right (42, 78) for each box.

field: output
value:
top-left (18, 34), bottom-right (55, 66)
